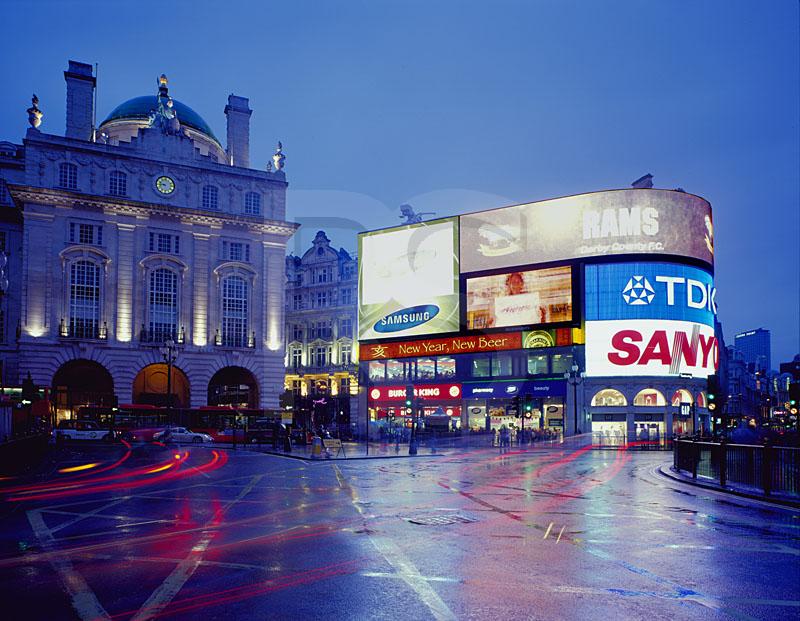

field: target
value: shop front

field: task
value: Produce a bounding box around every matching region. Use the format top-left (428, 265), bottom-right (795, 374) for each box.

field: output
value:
top-left (634, 413), bottom-right (666, 446)
top-left (367, 383), bottom-right (462, 438)
top-left (462, 379), bottom-right (566, 433)
top-left (591, 413), bottom-right (627, 446)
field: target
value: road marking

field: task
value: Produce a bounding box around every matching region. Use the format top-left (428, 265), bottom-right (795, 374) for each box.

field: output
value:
top-left (543, 522), bottom-right (553, 539)
top-left (334, 465), bottom-right (457, 621)
top-left (48, 498), bottom-right (130, 533)
top-left (556, 525), bottom-right (565, 543)
top-left (130, 474), bottom-right (263, 621)
top-left (27, 509), bottom-right (111, 621)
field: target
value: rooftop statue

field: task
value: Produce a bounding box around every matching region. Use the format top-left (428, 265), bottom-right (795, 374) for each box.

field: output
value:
top-left (27, 94), bottom-right (43, 129)
top-left (148, 74), bottom-right (182, 136)
top-left (399, 204), bottom-right (435, 224)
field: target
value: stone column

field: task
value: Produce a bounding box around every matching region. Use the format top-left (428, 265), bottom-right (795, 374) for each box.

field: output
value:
top-left (115, 222), bottom-right (136, 343)
top-left (192, 232), bottom-right (211, 346)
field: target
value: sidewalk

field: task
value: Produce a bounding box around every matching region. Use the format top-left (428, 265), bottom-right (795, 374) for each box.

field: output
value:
top-left (658, 463), bottom-right (800, 509)
top-left (231, 440), bottom-right (452, 460)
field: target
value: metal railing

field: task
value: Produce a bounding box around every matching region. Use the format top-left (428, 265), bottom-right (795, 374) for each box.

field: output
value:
top-left (673, 438), bottom-right (799, 498)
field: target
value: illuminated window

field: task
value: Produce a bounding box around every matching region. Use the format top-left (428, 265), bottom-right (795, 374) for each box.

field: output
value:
top-left (696, 391), bottom-right (707, 408)
top-left (202, 185), bottom-right (219, 210)
top-left (109, 171), bottom-right (127, 196)
top-left (244, 192), bottom-right (261, 215)
top-left (591, 389), bottom-right (627, 407)
top-left (386, 359), bottom-right (405, 380)
top-left (368, 360), bottom-right (385, 381)
top-left (633, 389), bottom-right (666, 407)
top-left (671, 389), bottom-right (693, 407)
top-left (59, 163), bottom-right (77, 189)
top-left (339, 318), bottom-right (352, 337)
top-left (340, 342), bottom-right (352, 365)
top-left (69, 260), bottom-right (100, 338)
top-left (550, 353), bottom-right (573, 375)
top-left (471, 356), bottom-right (491, 378)
top-left (221, 275), bottom-right (248, 347)
top-left (527, 354), bottom-right (548, 375)
top-left (149, 268), bottom-right (178, 342)
top-left (437, 357), bottom-right (455, 378)
top-left (290, 347), bottom-right (302, 368)
top-left (417, 358), bottom-right (435, 379)
top-left (492, 354), bottom-right (513, 377)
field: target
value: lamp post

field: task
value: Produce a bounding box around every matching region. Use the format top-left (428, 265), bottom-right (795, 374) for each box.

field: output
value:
top-left (160, 339), bottom-right (177, 411)
top-left (0, 252), bottom-right (7, 401)
top-left (564, 363), bottom-right (585, 436)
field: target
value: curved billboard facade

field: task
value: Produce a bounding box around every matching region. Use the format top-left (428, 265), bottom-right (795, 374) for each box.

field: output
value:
top-left (459, 189), bottom-right (713, 272)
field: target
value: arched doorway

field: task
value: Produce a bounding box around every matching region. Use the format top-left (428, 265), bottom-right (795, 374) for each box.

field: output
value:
top-left (208, 366), bottom-right (259, 408)
top-left (133, 364), bottom-right (190, 408)
top-left (52, 359), bottom-right (115, 420)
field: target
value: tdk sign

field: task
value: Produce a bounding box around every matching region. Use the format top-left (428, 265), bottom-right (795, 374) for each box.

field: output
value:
top-left (375, 304), bottom-right (439, 333)
top-left (586, 263), bottom-right (716, 327)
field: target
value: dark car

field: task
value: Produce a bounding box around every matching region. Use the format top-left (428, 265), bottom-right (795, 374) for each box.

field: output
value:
top-left (245, 419), bottom-right (285, 445)
top-left (290, 428), bottom-right (312, 445)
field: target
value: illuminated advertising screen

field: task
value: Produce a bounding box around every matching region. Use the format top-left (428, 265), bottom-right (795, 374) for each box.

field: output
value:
top-left (585, 263), bottom-right (716, 327)
top-left (585, 319), bottom-right (718, 378)
top-left (460, 189), bottom-right (713, 273)
top-left (465, 266), bottom-right (572, 330)
top-left (359, 217), bottom-right (459, 340)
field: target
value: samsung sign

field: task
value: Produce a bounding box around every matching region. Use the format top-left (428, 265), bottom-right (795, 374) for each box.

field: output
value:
top-left (375, 304), bottom-right (439, 333)
top-left (585, 263), bottom-right (716, 327)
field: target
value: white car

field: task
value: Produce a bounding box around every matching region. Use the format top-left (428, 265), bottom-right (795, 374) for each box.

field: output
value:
top-left (54, 420), bottom-right (116, 442)
top-left (153, 427), bottom-right (214, 444)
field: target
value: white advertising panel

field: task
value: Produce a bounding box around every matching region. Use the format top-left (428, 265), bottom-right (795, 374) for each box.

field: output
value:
top-left (460, 189), bottom-right (713, 272)
top-left (585, 319), bottom-right (718, 378)
top-left (358, 217), bottom-right (459, 340)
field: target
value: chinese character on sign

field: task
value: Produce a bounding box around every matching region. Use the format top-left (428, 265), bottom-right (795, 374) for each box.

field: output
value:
top-left (371, 345), bottom-right (387, 358)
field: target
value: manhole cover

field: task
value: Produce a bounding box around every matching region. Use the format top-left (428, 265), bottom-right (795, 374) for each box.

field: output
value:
top-left (404, 511), bottom-right (479, 526)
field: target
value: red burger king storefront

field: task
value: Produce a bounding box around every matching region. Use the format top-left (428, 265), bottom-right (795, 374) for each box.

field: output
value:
top-left (368, 383), bottom-right (462, 431)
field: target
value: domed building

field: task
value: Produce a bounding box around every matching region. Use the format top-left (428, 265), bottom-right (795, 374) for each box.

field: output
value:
top-left (0, 60), bottom-right (299, 425)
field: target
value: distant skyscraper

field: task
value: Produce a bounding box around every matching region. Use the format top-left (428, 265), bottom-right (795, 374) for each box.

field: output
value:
top-left (734, 328), bottom-right (771, 372)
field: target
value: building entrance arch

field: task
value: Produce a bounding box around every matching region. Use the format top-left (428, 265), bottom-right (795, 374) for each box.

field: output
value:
top-left (208, 366), bottom-right (259, 408)
top-left (52, 359), bottom-right (115, 420)
top-left (132, 363), bottom-right (190, 408)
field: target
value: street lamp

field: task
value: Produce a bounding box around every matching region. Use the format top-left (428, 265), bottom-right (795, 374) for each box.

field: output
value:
top-left (564, 363), bottom-right (585, 436)
top-left (160, 339), bottom-right (177, 410)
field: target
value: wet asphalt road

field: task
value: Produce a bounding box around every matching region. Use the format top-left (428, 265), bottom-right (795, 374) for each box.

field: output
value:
top-left (0, 441), bottom-right (797, 621)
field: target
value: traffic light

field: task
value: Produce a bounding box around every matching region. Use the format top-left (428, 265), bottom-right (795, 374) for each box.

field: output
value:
top-left (524, 394), bottom-right (534, 416)
top-left (405, 384), bottom-right (414, 408)
top-left (511, 395), bottom-right (521, 417)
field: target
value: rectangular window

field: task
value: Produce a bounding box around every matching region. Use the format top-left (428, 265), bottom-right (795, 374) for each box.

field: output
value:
top-left (291, 347), bottom-right (302, 368)
top-left (316, 291), bottom-right (328, 307)
top-left (109, 171), bottom-right (127, 196)
top-left (202, 185), bottom-right (219, 210)
top-left (70, 222), bottom-right (102, 246)
top-left (437, 357), bottom-right (456, 378)
top-left (149, 232), bottom-right (179, 254)
top-left (244, 192), bottom-right (261, 215)
top-left (368, 360), bottom-right (385, 381)
top-left (340, 343), bottom-right (352, 365)
top-left (317, 267), bottom-right (332, 284)
top-left (340, 288), bottom-right (353, 305)
top-left (471, 356), bottom-right (491, 378)
top-left (293, 294), bottom-right (303, 310)
top-left (417, 358), bottom-right (435, 379)
top-left (386, 360), bottom-right (405, 381)
top-left (550, 353), bottom-right (573, 375)
top-left (339, 376), bottom-right (351, 394)
top-left (339, 318), bottom-right (352, 338)
top-left (223, 241), bottom-right (250, 262)
top-left (492, 354), bottom-right (513, 377)
top-left (292, 324), bottom-right (304, 341)
top-left (59, 163), bottom-right (77, 190)
top-left (527, 354), bottom-right (548, 375)
top-left (313, 346), bottom-right (330, 367)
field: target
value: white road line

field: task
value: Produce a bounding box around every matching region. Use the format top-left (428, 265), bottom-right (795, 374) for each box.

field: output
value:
top-left (27, 509), bottom-right (111, 621)
top-left (48, 498), bottom-right (130, 533)
top-left (130, 474), bottom-right (264, 621)
top-left (334, 465), bottom-right (457, 621)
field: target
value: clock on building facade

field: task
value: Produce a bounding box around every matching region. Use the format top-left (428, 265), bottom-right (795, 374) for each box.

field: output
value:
top-left (155, 175), bottom-right (175, 195)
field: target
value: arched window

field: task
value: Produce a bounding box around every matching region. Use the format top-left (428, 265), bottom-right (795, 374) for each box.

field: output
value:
top-left (149, 268), bottom-right (178, 342)
top-left (671, 389), bottom-right (693, 407)
top-left (59, 163), bottom-right (78, 190)
top-left (696, 391), bottom-right (707, 408)
top-left (69, 260), bottom-right (100, 338)
top-left (202, 185), bottom-right (218, 210)
top-left (633, 388), bottom-right (666, 407)
top-left (244, 192), bottom-right (261, 215)
top-left (222, 275), bottom-right (248, 347)
top-left (591, 388), bottom-right (627, 407)
top-left (109, 171), bottom-right (127, 196)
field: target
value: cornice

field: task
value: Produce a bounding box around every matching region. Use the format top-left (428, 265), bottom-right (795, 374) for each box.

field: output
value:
top-left (8, 184), bottom-right (300, 237)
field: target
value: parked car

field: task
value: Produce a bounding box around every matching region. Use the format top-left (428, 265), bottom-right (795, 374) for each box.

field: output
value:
top-left (245, 419), bottom-right (285, 444)
top-left (53, 420), bottom-right (116, 442)
top-left (152, 427), bottom-right (214, 444)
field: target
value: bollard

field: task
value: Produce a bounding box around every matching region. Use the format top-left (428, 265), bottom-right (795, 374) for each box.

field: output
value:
top-left (311, 436), bottom-right (322, 459)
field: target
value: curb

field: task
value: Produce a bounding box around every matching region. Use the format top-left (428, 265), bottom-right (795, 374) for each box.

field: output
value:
top-left (657, 464), bottom-right (800, 510)
top-left (243, 449), bottom-right (448, 462)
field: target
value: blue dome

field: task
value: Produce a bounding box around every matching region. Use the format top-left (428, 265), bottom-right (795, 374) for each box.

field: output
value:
top-left (100, 96), bottom-right (220, 144)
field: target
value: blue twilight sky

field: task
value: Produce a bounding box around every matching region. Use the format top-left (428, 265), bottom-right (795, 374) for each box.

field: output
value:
top-left (0, 0), bottom-right (798, 366)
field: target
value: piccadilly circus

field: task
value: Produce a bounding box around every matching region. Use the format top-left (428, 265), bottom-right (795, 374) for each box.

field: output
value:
top-left (357, 188), bottom-right (718, 443)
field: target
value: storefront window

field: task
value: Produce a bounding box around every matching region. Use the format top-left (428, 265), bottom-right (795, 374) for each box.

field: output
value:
top-left (471, 356), bottom-right (491, 377)
top-left (368, 360), bottom-right (385, 381)
top-left (591, 388), bottom-right (627, 406)
top-left (527, 354), bottom-right (548, 375)
top-left (417, 358), bottom-right (435, 379)
top-left (492, 354), bottom-right (513, 377)
top-left (671, 389), bottom-right (693, 406)
top-left (437, 357), bottom-right (456, 378)
top-left (550, 353), bottom-right (573, 375)
top-left (386, 359), bottom-right (405, 381)
top-left (633, 388), bottom-right (666, 407)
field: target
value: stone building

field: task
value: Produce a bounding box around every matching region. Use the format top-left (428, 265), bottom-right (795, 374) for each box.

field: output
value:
top-left (0, 61), bottom-right (298, 418)
top-left (284, 230), bottom-right (358, 431)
